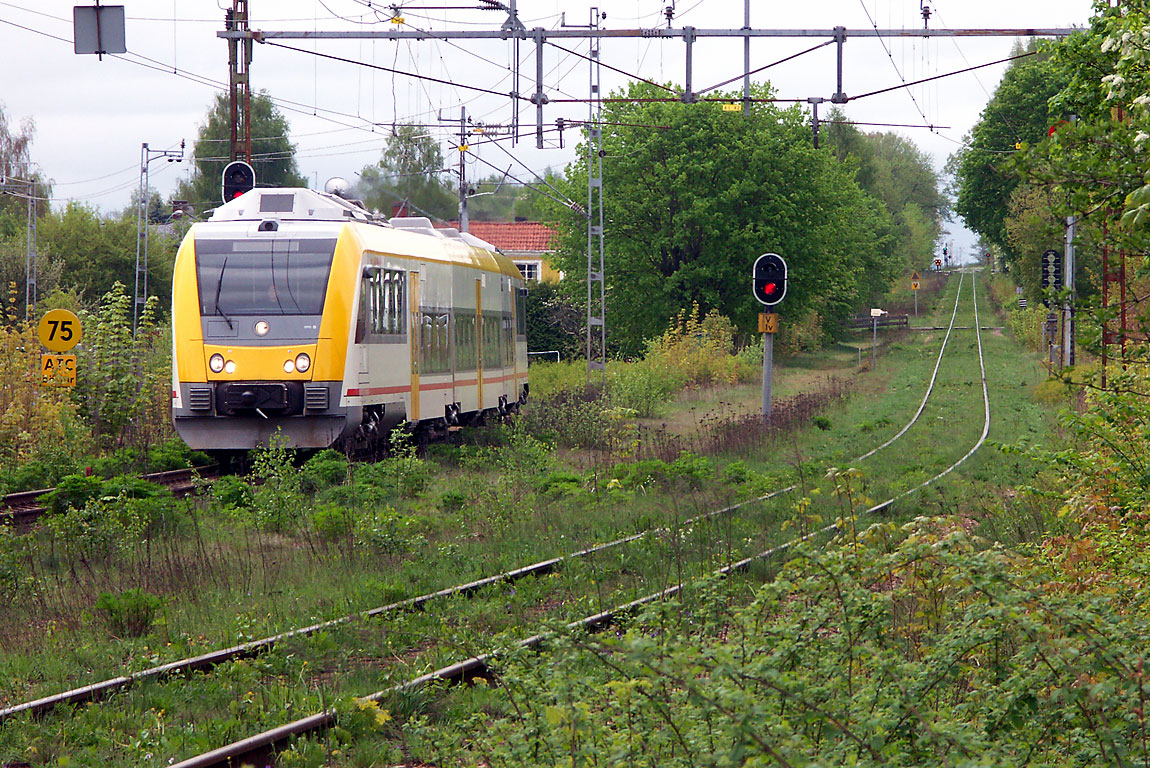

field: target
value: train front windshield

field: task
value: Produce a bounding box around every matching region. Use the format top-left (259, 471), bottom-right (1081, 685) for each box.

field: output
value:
top-left (195, 238), bottom-right (338, 316)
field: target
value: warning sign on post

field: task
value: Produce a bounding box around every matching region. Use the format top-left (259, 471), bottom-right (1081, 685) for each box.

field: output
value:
top-left (38, 309), bottom-right (82, 352)
top-left (41, 354), bottom-right (77, 387)
top-left (911, 280), bottom-right (920, 290)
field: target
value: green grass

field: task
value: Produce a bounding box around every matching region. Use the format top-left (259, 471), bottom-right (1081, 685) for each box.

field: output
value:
top-left (0, 269), bottom-right (1066, 765)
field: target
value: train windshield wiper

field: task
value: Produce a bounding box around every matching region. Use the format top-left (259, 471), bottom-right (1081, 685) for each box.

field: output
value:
top-left (213, 254), bottom-right (234, 329)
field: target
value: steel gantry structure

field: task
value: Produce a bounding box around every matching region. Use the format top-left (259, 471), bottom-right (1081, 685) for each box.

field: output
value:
top-left (218, 7), bottom-right (1077, 376)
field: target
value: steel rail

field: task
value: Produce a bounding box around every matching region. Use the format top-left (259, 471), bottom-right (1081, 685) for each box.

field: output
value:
top-left (0, 466), bottom-right (217, 529)
top-left (0, 486), bottom-right (791, 723)
top-left (0, 275), bottom-right (971, 722)
top-left (168, 525), bottom-right (830, 768)
top-left (856, 270), bottom-right (965, 462)
top-left (169, 273), bottom-right (998, 768)
top-left (866, 270), bottom-right (991, 514)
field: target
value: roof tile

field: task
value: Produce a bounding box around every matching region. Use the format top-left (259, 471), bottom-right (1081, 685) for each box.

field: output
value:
top-left (438, 220), bottom-right (557, 251)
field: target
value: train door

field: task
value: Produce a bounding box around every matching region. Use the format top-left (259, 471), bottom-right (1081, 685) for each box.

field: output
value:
top-left (409, 270), bottom-right (421, 420)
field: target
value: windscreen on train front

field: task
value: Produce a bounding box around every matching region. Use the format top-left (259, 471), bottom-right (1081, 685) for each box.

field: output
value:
top-left (195, 237), bottom-right (338, 317)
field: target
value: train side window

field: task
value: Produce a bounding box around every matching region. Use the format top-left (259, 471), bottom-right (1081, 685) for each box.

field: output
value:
top-left (387, 270), bottom-right (406, 335)
top-left (356, 273), bottom-right (371, 343)
top-left (515, 288), bottom-right (527, 337)
top-left (502, 315), bottom-right (513, 367)
top-left (454, 314), bottom-right (475, 371)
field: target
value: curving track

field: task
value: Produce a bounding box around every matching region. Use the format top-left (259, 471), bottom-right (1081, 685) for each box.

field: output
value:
top-left (164, 271), bottom-right (997, 768)
top-left (3, 272), bottom-right (995, 767)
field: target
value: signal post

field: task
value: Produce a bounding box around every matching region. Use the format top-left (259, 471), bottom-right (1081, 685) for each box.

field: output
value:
top-left (753, 253), bottom-right (787, 418)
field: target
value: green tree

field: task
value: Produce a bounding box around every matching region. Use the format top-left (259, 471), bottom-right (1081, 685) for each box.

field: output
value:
top-left (36, 203), bottom-right (181, 310)
top-left (174, 91), bottom-right (308, 214)
top-left (358, 123), bottom-right (456, 220)
top-left (949, 40), bottom-right (1070, 268)
top-left (823, 117), bottom-right (948, 270)
top-left (545, 82), bottom-right (896, 355)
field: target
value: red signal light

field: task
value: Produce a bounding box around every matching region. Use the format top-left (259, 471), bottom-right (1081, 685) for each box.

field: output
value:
top-left (763, 282), bottom-right (777, 297)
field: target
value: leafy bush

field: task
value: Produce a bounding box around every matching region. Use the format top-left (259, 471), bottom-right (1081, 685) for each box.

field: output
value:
top-left (310, 503), bottom-right (356, 543)
top-left (448, 518), bottom-right (1150, 767)
top-left (94, 588), bottom-right (164, 638)
top-left (101, 475), bottom-right (170, 501)
top-left (642, 304), bottom-right (756, 388)
top-left (302, 449), bottom-right (349, 491)
top-left (354, 506), bottom-right (427, 554)
top-left (439, 490), bottom-right (467, 512)
top-left (610, 452), bottom-right (713, 491)
top-left (145, 439), bottom-right (212, 471)
top-left (211, 474), bottom-right (255, 510)
top-left (607, 360), bottom-right (680, 418)
top-left (249, 435), bottom-right (306, 532)
top-left (536, 470), bottom-right (585, 498)
top-left (43, 473), bottom-right (104, 515)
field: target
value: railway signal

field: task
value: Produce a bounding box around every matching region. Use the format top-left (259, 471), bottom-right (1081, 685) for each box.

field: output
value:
top-left (221, 161), bottom-right (255, 203)
top-left (752, 252), bottom-right (787, 419)
top-left (752, 252), bottom-right (787, 307)
top-left (1042, 249), bottom-right (1061, 307)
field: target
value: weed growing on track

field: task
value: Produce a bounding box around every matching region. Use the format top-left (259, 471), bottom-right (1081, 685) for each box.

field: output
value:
top-left (0, 271), bottom-right (1071, 766)
top-left (405, 517), bottom-right (1150, 768)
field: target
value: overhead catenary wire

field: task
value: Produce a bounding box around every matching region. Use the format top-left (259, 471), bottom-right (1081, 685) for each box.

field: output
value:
top-left (697, 39), bottom-right (836, 96)
top-left (856, 0), bottom-right (935, 130)
top-left (264, 39), bottom-right (530, 102)
top-left (848, 50), bottom-right (1037, 103)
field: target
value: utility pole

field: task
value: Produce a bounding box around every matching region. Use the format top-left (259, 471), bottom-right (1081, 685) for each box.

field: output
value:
top-left (808, 97), bottom-right (825, 148)
top-left (227, 0), bottom-right (252, 164)
top-left (134, 142), bottom-right (184, 335)
top-left (586, 8), bottom-right (606, 380)
top-left (742, 0), bottom-right (751, 115)
top-left (23, 177), bottom-right (35, 320)
top-left (458, 106), bottom-right (469, 233)
top-left (1063, 214), bottom-right (1076, 367)
top-left (2, 166), bottom-right (39, 319)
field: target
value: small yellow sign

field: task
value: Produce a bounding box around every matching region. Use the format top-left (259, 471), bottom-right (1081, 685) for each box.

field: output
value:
top-left (911, 280), bottom-right (920, 290)
top-left (911, 270), bottom-right (921, 281)
top-left (41, 354), bottom-right (77, 387)
top-left (38, 309), bottom-right (82, 352)
top-left (722, 103), bottom-right (742, 112)
top-left (759, 312), bottom-right (779, 334)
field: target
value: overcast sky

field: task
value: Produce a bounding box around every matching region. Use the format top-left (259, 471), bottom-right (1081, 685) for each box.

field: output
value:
top-left (0, 1), bottom-right (1095, 261)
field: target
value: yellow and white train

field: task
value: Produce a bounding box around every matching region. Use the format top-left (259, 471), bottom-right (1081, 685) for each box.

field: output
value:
top-left (171, 187), bottom-right (528, 451)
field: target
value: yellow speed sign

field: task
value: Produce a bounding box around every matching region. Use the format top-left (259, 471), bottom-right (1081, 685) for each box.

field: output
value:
top-left (38, 309), bottom-right (82, 352)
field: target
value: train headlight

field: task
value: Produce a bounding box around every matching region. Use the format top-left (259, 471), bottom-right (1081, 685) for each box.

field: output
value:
top-left (254, 320), bottom-right (270, 337)
top-left (224, 360), bottom-right (236, 374)
top-left (295, 353), bottom-right (311, 373)
top-left (209, 353), bottom-right (224, 373)
top-left (283, 359), bottom-right (295, 374)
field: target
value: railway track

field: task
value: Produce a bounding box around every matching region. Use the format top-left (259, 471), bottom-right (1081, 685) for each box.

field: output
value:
top-left (0, 465), bottom-right (218, 529)
top-left (168, 271), bottom-right (994, 768)
top-left (0, 273), bottom-right (973, 724)
top-left (0, 273), bottom-right (997, 766)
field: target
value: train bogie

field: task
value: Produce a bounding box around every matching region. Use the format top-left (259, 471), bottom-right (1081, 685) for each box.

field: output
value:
top-left (171, 188), bottom-right (527, 452)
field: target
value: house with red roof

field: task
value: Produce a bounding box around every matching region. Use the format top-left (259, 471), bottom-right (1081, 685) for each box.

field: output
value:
top-left (440, 220), bottom-right (562, 283)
